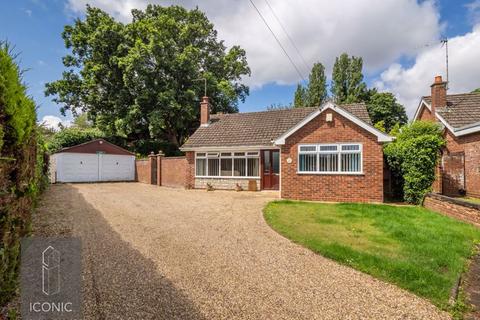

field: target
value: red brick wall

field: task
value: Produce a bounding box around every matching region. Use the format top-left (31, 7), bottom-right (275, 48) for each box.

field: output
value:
top-left (161, 157), bottom-right (188, 188)
top-left (418, 105), bottom-right (480, 197)
top-left (417, 104), bottom-right (436, 122)
top-left (135, 159), bottom-right (153, 184)
top-left (423, 193), bottom-right (480, 228)
top-left (185, 151), bottom-right (195, 189)
top-left (280, 110), bottom-right (384, 203)
top-left (442, 131), bottom-right (480, 197)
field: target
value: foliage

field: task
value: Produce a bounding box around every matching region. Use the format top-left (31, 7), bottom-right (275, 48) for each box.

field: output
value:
top-left (0, 43), bottom-right (36, 149)
top-left (471, 88), bottom-right (480, 93)
top-left (331, 53), bottom-right (368, 103)
top-left (264, 200), bottom-right (480, 309)
top-left (384, 121), bottom-right (445, 204)
top-left (46, 5), bottom-right (250, 148)
top-left (72, 113), bottom-right (93, 129)
top-left (46, 126), bottom-right (181, 156)
top-left (0, 43), bottom-right (47, 308)
top-left (367, 92), bottom-right (408, 133)
top-left (46, 127), bottom-right (104, 153)
top-left (293, 83), bottom-right (307, 107)
top-left (306, 62), bottom-right (327, 106)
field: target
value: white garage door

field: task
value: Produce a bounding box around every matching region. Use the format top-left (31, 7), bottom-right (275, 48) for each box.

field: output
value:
top-left (56, 152), bottom-right (135, 183)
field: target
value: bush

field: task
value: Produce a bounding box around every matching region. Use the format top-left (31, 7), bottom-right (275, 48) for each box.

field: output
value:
top-left (0, 43), bottom-right (48, 308)
top-left (46, 127), bottom-right (104, 153)
top-left (47, 126), bottom-right (182, 157)
top-left (384, 121), bottom-right (445, 204)
top-left (0, 43), bottom-right (36, 148)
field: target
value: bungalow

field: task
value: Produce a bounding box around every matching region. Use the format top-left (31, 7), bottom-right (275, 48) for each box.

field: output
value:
top-left (180, 97), bottom-right (393, 202)
top-left (414, 76), bottom-right (480, 197)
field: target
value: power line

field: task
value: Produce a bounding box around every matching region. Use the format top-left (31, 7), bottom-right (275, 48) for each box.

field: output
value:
top-left (263, 0), bottom-right (310, 74)
top-left (248, 0), bottom-right (306, 82)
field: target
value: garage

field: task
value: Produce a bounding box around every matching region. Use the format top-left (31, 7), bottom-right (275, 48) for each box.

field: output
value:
top-left (50, 139), bottom-right (135, 183)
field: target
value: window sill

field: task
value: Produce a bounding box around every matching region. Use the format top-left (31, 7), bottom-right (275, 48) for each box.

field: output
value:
top-left (195, 176), bottom-right (260, 179)
top-left (296, 171), bottom-right (364, 176)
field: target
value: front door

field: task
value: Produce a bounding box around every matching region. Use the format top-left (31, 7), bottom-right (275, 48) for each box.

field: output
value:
top-left (262, 150), bottom-right (280, 190)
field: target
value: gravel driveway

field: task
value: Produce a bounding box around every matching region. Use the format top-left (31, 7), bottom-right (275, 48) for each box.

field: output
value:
top-left (33, 183), bottom-right (449, 319)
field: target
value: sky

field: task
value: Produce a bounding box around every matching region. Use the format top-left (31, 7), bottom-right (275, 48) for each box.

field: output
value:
top-left (1, 0), bottom-right (480, 129)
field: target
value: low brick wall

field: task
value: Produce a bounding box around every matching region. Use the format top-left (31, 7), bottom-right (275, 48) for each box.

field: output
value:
top-left (161, 157), bottom-right (187, 188)
top-left (195, 177), bottom-right (260, 191)
top-left (423, 193), bottom-right (480, 227)
top-left (135, 159), bottom-right (152, 184)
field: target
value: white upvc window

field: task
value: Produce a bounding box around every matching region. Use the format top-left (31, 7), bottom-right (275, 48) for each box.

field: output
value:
top-left (195, 151), bottom-right (260, 178)
top-left (298, 143), bottom-right (363, 174)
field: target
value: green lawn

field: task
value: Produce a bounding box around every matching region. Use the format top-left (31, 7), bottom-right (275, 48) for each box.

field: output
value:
top-left (263, 200), bottom-right (480, 308)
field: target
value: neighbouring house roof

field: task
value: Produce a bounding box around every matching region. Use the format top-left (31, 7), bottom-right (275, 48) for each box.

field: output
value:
top-left (54, 139), bottom-right (134, 156)
top-left (181, 102), bottom-right (391, 151)
top-left (416, 93), bottom-right (480, 136)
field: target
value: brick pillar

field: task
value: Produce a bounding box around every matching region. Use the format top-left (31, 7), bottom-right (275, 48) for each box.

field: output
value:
top-left (185, 151), bottom-right (195, 189)
top-left (157, 151), bottom-right (164, 186)
top-left (148, 152), bottom-right (156, 185)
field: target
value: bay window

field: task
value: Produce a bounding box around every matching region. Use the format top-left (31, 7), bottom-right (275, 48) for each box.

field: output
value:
top-left (195, 151), bottom-right (260, 177)
top-left (298, 144), bottom-right (362, 174)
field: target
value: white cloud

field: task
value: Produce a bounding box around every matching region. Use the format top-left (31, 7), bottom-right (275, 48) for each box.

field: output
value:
top-left (40, 115), bottom-right (72, 131)
top-left (375, 24), bottom-right (480, 117)
top-left (66, 0), bottom-right (441, 88)
top-left (25, 9), bottom-right (32, 17)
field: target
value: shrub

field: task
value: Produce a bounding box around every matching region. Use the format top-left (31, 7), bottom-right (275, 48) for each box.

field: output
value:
top-left (0, 43), bottom-right (48, 309)
top-left (0, 43), bottom-right (36, 148)
top-left (46, 127), bottom-right (105, 153)
top-left (384, 121), bottom-right (445, 204)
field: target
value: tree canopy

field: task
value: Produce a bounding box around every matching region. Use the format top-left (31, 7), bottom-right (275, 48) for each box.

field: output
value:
top-left (293, 83), bottom-right (307, 107)
top-left (293, 62), bottom-right (327, 108)
top-left (306, 62), bottom-right (327, 106)
top-left (367, 92), bottom-right (408, 133)
top-left (45, 5), bottom-right (250, 147)
top-left (331, 53), bottom-right (368, 104)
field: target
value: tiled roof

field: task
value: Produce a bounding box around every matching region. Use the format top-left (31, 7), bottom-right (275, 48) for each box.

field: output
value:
top-left (181, 103), bottom-right (373, 149)
top-left (422, 93), bottom-right (480, 129)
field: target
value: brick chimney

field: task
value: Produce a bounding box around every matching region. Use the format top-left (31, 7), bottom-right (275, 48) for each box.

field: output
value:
top-left (430, 75), bottom-right (447, 114)
top-left (200, 96), bottom-right (210, 127)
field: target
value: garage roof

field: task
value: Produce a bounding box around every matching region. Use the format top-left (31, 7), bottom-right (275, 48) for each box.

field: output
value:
top-left (54, 139), bottom-right (134, 156)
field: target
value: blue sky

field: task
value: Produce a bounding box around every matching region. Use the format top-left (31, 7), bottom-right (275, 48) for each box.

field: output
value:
top-left (1, 0), bottom-right (479, 127)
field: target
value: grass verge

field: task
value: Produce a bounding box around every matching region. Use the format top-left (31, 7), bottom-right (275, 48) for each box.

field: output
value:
top-left (263, 200), bottom-right (480, 309)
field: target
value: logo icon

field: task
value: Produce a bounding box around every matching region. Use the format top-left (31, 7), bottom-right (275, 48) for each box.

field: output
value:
top-left (42, 246), bottom-right (60, 296)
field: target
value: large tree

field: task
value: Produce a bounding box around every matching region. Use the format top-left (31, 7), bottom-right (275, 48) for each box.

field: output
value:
top-left (331, 53), bottom-right (368, 103)
top-left (306, 62), bottom-right (327, 106)
top-left (45, 5), bottom-right (250, 147)
top-left (367, 92), bottom-right (408, 133)
top-left (293, 83), bottom-right (307, 107)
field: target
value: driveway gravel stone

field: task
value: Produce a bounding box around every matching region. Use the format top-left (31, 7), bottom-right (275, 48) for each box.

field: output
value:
top-left (33, 183), bottom-right (450, 319)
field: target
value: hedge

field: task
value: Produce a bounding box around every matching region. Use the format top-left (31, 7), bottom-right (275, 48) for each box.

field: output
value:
top-left (0, 42), bottom-right (48, 308)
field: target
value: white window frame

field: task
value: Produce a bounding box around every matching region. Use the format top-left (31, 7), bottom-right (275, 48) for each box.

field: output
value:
top-left (297, 143), bottom-right (363, 175)
top-left (195, 151), bottom-right (260, 178)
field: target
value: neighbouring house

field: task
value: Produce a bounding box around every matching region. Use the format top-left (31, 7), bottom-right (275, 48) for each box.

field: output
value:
top-left (414, 76), bottom-right (480, 198)
top-left (180, 97), bottom-right (393, 202)
top-left (50, 139), bottom-right (136, 183)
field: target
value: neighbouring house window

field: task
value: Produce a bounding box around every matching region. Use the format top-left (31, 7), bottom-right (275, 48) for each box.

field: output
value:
top-left (195, 151), bottom-right (260, 178)
top-left (298, 144), bottom-right (362, 174)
